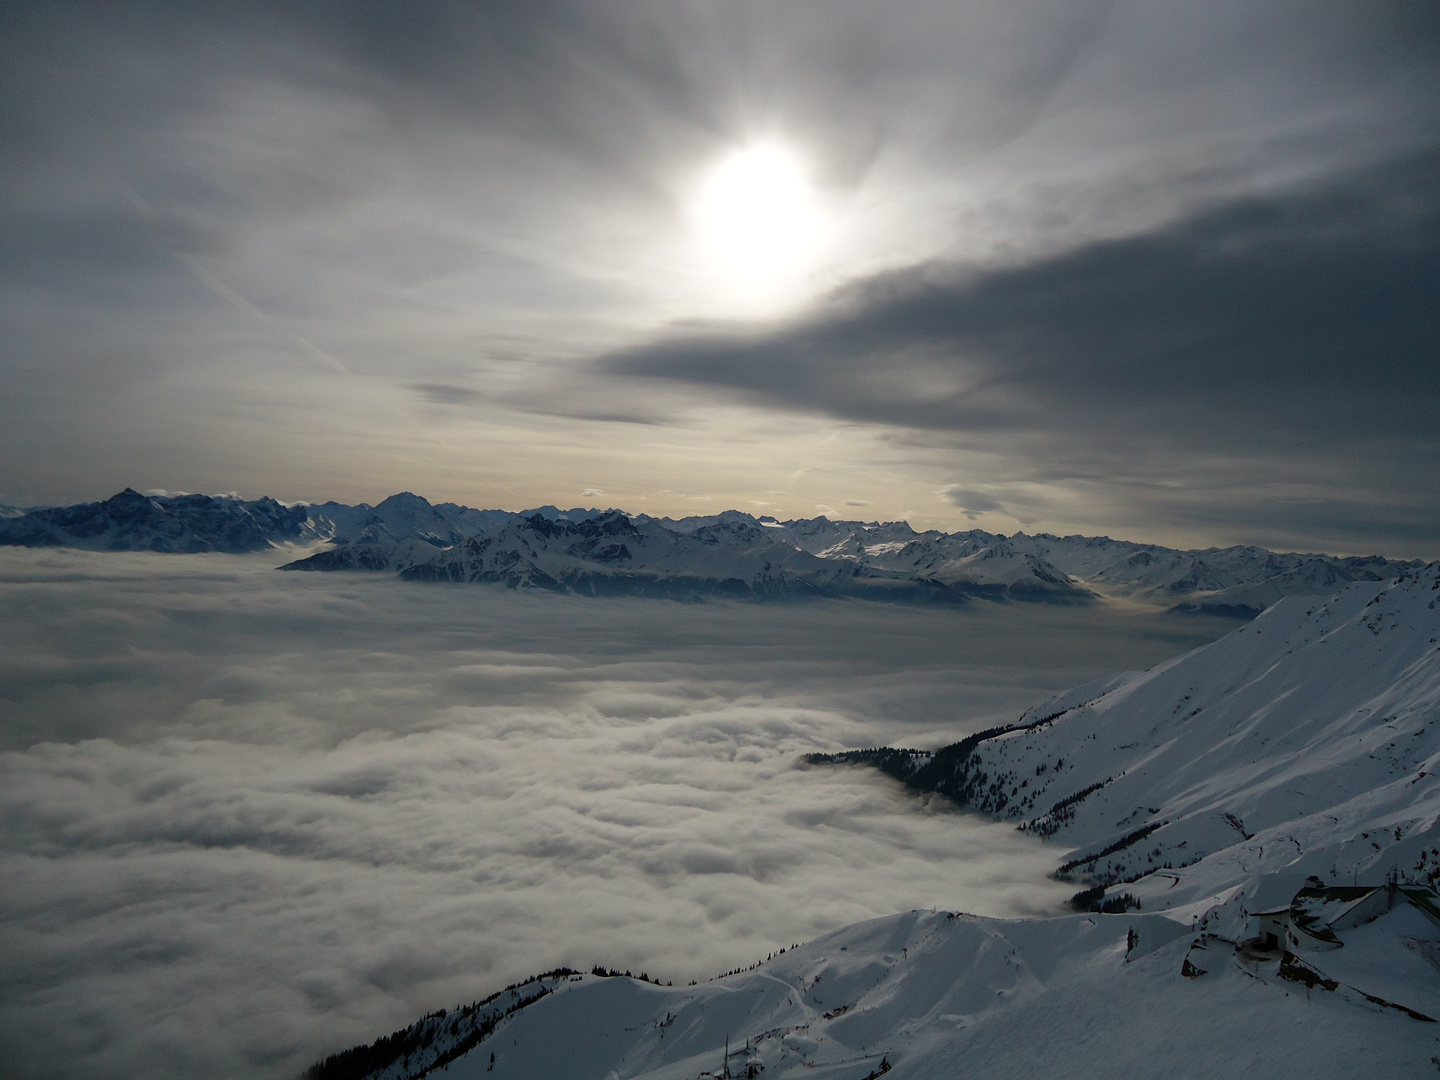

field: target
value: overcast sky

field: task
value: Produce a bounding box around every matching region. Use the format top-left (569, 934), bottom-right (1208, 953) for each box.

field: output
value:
top-left (3, 1), bottom-right (1437, 555)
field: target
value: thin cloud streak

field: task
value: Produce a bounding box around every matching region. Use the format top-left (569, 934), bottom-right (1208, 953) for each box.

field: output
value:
top-left (122, 188), bottom-right (350, 375)
top-left (175, 255), bottom-right (351, 376)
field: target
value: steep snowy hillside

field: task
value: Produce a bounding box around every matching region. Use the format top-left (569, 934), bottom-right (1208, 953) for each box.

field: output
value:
top-left (817, 565), bottom-right (1440, 910)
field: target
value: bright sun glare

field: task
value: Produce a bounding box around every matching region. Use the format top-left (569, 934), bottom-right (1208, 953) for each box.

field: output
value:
top-left (692, 143), bottom-right (823, 300)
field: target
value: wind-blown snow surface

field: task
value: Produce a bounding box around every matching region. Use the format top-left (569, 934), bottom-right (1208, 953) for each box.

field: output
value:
top-left (0, 548), bottom-right (1233, 1080)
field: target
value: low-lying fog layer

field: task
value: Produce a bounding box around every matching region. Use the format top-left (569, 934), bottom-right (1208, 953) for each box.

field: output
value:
top-left (0, 549), bottom-right (1237, 1080)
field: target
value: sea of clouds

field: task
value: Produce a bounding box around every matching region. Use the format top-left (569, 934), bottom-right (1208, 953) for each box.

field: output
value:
top-left (0, 548), bottom-right (1234, 1079)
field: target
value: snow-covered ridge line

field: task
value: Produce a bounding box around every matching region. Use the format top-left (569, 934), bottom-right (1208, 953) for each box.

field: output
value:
top-left (306, 969), bottom-right (584, 1080)
top-left (3, 487), bottom-right (1410, 612)
top-left (308, 895), bottom-right (1440, 1079)
top-left (813, 564), bottom-right (1440, 910)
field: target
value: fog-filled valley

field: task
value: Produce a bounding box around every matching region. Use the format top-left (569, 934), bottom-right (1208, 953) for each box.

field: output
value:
top-left (0, 547), bottom-right (1238, 1079)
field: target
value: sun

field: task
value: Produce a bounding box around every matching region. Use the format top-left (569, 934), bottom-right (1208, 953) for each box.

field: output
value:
top-left (691, 143), bottom-right (823, 300)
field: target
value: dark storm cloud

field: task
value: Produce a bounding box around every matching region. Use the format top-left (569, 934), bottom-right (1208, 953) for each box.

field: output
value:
top-left (604, 151), bottom-right (1440, 553)
top-left (607, 152), bottom-right (1440, 443)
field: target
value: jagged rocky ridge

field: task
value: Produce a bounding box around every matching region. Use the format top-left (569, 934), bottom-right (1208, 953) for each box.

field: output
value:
top-left (0, 488), bottom-right (1420, 613)
top-left (306, 563), bottom-right (1440, 1080)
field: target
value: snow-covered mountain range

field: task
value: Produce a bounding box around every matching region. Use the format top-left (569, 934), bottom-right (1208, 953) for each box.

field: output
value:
top-left (290, 498), bottom-right (1417, 614)
top-left (0, 488), bottom-right (318, 554)
top-left (304, 564), bottom-right (1440, 1079)
top-left (0, 488), bottom-right (1417, 614)
top-left (0, 489), bottom-right (507, 555)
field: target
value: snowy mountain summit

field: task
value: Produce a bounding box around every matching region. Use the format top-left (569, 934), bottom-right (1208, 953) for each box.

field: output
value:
top-left (309, 566), bottom-right (1440, 1079)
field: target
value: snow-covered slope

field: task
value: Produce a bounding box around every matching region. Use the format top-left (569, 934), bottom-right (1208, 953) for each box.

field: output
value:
top-left (308, 901), bottom-right (1440, 1080)
top-left (818, 565), bottom-right (1440, 910)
